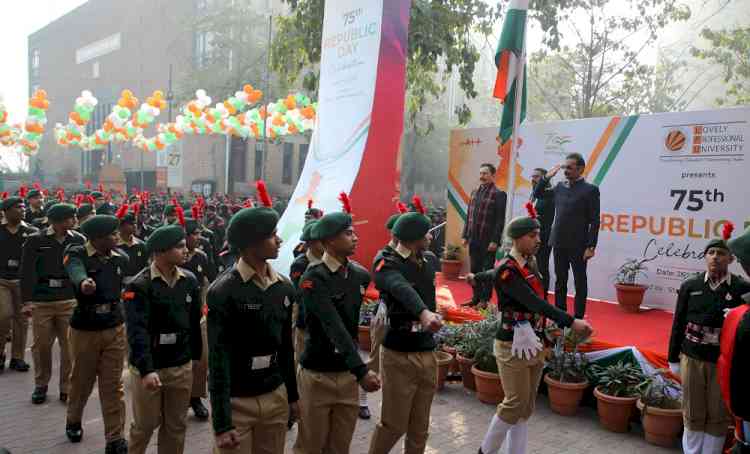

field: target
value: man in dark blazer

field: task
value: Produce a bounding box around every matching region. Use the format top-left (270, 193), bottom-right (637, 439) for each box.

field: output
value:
top-left (533, 153), bottom-right (600, 318)
top-left (530, 168), bottom-right (555, 297)
top-left (462, 163), bottom-right (507, 306)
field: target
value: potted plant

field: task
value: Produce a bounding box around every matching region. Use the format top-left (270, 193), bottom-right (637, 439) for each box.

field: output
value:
top-left (455, 331), bottom-right (481, 391)
top-left (434, 324), bottom-right (462, 382)
top-left (589, 361), bottom-right (646, 432)
top-left (614, 258), bottom-right (652, 313)
top-left (358, 299), bottom-right (377, 351)
top-left (635, 370), bottom-right (683, 447)
top-left (544, 329), bottom-right (590, 416)
top-left (441, 244), bottom-right (463, 280)
top-left (471, 343), bottom-right (504, 404)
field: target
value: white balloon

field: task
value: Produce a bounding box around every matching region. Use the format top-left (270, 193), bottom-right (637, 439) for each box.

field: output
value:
top-left (196, 89), bottom-right (207, 98)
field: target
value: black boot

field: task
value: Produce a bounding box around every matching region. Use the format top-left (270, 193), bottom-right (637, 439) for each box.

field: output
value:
top-left (105, 438), bottom-right (128, 454)
top-left (8, 359), bottom-right (30, 372)
top-left (190, 397), bottom-right (209, 420)
top-left (0, 354), bottom-right (5, 372)
top-left (31, 386), bottom-right (47, 404)
top-left (59, 392), bottom-right (68, 403)
top-left (358, 406), bottom-right (371, 420)
top-left (65, 422), bottom-right (83, 443)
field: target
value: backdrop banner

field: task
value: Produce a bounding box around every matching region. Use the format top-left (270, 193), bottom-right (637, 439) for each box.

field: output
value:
top-left (273, 0), bottom-right (410, 272)
top-left (448, 107), bottom-right (750, 311)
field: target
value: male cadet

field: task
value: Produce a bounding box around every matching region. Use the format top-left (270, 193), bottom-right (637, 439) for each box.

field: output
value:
top-left (0, 197), bottom-right (36, 372)
top-left (163, 205), bottom-right (179, 225)
top-left (207, 182), bottom-right (299, 453)
top-left (183, 217), bottom-right (217, 421)
top-left (294, 194), bottom-right (381, 454)
top-left (124, 224), bottom-right (203, 454)
top-left (669, 223), bottom-right (750, 454)
top-left (92, 191), bottom-right (114, 215)
top-left (20, 203), bottom-right (86, 403)
top-left (289, 221), bottom-right (323, 366)
top-left (24, 187), bottom-right (46, 225)
top-left (76, 204), bottom-right (96, 227)
top-left (368, 202), bottom-right (443, 454)
top-left (116, 205), bottom-right (148, 284)
top-left (63, 215), bottom-right (128, 453)
top-left (293, 200), bottom-right (324, 258)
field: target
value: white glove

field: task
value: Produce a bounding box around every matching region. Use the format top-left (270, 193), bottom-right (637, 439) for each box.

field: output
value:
top-left (668, 362), bottom-right (680, 376)
top-left (511, 321), bottom-right (543, 360)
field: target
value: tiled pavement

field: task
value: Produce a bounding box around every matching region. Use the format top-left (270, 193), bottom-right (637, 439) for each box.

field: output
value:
top-left (0, 343), bottom-right (681, 453)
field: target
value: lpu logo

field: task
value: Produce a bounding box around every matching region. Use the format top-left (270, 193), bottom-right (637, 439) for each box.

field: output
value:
top-left (664, 128), bottom-right (687, 152)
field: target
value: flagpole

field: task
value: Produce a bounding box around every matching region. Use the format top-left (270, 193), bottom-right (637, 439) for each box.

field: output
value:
top-left (504, 19), bottom-right (527, 227)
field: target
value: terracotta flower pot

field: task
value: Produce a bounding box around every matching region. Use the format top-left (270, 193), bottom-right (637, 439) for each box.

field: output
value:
top-left (358, 325), bottom-right (371, 352)
top-left (593, 387), bottom-right (638, 433)
top-left (456, 354), bottom-right (476, 391)
top-left (435, 351), bottom-right (454, 391)
top-left (614, 283), bottom-right (648, 313)
top-left (471, 365), bottom-right (504, 404)
top-left (544, 374), bottom-right (589, 416)
top-left (442, 346), bottom-right (460, 375)
top-left (441, 259), bottom-right (462, 281)
top-left (636, 399), bottom-right (683, 447)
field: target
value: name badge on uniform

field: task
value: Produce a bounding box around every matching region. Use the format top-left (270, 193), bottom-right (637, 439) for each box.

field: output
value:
top-left (197, 265), bottom-right (203, 273)
top-left (251, 355), bottom-right (272, 370)
top-left (137, 251), bottom-right (142, 257)
top-left (186, 294), bottom-right (192, 304)
top-left (116, 267), bottom-right (121, 275)
top-left (690, 291), bottom-right (703, 296)
top-left (95, 303), bottom-right (111, 314)
top-left (159, 333), bottom-right (177, 345)
top-left (283, 297), bottom-right (291, 308)
top-left (49, 279), bottom-right (64, 288)
top-left (7, 259), bottom-right (19, 268)
top-left (360, 286), bottom-right (365, 295)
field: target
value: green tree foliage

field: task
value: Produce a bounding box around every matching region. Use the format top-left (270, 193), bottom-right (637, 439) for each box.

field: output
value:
top-left (691, 26), bottom-right (750, 106)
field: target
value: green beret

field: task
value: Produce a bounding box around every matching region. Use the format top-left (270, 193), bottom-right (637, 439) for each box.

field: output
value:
top-left (704, 238), bottom-right (730, 254)
top-left (184, 218), bottom-right (200, 235)
top-left (163, 205), bottom-right (177, 216)
top-left (90, 191), bottom-right (104, 199)
top-left (146, 224), bottom-right (185, 254)
top-left (120, 213), bottom-right (136, 225)
top-left (27, 189), bottom-right (42, 199)
top-left (76, 204), bottom-right (95, 218)
top-left (300, 221), bottom-right (318, 242)
top-left (505, 216), bottom-right (541, 239)
top-left (80, 215), bottom-right (119, 239)
top-left (392, 212), bottom-right (431, 242)
top-left (313, 212), bottom-right (352, 240)
top-left (226, 207), bottom-right (279, 249)
top-left (386, 214), bottom-right (401, 231)
top-left (728, 226), bottom-right (750, 266)
top-left (47, 203), bottom-right (77, 222)
top-left (1, 197), bottom-right (23, 211)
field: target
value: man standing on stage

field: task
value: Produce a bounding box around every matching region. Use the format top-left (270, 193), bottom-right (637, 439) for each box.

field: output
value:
top-left (462, 163), bottom-right (507, 307)
top-left (529, 168), bottom-right (555, 297)
top-left (534, 153), bottom-right (600, 318)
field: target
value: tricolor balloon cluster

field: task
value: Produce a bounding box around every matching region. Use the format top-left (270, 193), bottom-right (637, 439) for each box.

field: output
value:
top-left (16, 90), bottom-right (50, 156)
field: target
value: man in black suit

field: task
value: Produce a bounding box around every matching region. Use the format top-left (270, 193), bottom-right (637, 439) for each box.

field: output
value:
top-left (533, 153), bottom-right (600, 319)
top-left (530, 168), bottom-right (555, 297)
top-left (462, 163), bottom-right (507, 307)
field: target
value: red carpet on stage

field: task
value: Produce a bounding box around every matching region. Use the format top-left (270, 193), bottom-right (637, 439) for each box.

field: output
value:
top-left (442, 278), bottom-right (673, 358)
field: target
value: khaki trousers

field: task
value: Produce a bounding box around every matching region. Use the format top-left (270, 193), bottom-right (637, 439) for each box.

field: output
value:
top-left (191, 318), bottom-right (208, 398)
top-left (293, 368), bottom-right (359, 454)
top-left (368, 319), bottom-right (385, 375)
top-left (494, 340), bottom-right (545, 424)
top-left (31, 299), bottom-right (75, 391)
top-left (214, 385), bottom-right (289, 454)
top-left (0, 279), bottom-right (27, 360)
top-left (129, 361), bottom-right (193, 454)
top-left (294, 327), bottom-right (305, 369)
top-left (681, 354), bottom-right (732, 436)
top-left (67, 325), bottom-right (127, 442)
top-left (368, 348), bottom-right (437, 454)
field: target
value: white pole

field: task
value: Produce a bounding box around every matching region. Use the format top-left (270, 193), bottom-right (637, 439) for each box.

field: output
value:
top-left (224, 135), bottom-right (230, 194)
top-left (504, 20), bottom-right (527, 225)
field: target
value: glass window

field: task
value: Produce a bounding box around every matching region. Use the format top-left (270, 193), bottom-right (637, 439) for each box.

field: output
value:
top-left (194, 31), bottom-right (215, 69)
top-left (282, 143), bottom-right (293, 184)
top-left (30, 49), bottom-right (40, 77)
top-left (298, 143), bottom-right (308, 176)
top-left (254, 143), bottom-right (264, 180)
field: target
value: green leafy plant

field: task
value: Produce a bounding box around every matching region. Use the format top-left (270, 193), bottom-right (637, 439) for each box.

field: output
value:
top-left (636, 369), bottom-right (682, 409)
top-left (434, 323), bottom-right (463, 351)
top-left (614, 258), bottom-right (652, 286)
top-left (443, 244), bottom-right (462, 261)
top-left (589, 361), bottom-right (646, 397)
top-left (546, 329), bottom-right (590, 383)
top-left (455, 313), bottom-right (499, 359)
top-left (474, 344), bottom-right (498, 374)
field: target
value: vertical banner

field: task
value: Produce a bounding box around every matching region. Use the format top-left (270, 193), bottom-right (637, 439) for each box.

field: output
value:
top-left (274, 0), bottom-right (411, 272)
top-left (166, 142), bottom-right (183, 189)
top-left (447, 107), bottom-right (750, 311)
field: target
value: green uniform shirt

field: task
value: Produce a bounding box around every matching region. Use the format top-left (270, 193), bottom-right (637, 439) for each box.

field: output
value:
top-left (0, 221), bottom-right (38, 280)
top-left (207, 259), bottom-right (298, 435)
top-left (117, 236), bottom-right (148, 282)
top-left (20, 226), bottom-right (86, 302)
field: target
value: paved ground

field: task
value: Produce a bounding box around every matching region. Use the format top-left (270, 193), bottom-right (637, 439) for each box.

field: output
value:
top-left (0, 342), bottom-right (682, 454)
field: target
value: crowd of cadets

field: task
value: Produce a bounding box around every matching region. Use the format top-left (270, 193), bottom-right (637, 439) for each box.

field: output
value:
top-left (1, 181), bottom-right (749, 454)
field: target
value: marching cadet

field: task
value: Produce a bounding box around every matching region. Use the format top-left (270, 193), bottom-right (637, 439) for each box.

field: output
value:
top-left (294, 194), bottom-right (381, 454)
top-left (289, 221), bottom-right (323, 368)
top-left (76, 204), bottom-right (96, 227)
top-left (0, 197), bottom-right (36, 373)
top-left (469, 204), bottom-right (592, 454)
top-left (183, 217), bottom-right (216, 421)
top-left (669, 223), bottom-right (750, 454)
top-left (116, 205), bottom-right (148, 284)
top-left (24, 187), bottom-right (46, 225)
top-left (207, 181), bottom-right (299, 453)
top-left (368, 201), bottom-right (443, 454)
top-left (20, 203), bottom-right (85, 404)
top-left (63, 215), bottom-right (128, 453)
top-left (163, 205), bottom-right (179, 225)
top-left (124, 224), bottom-right (203, 454)
top-left (293, 201), bottom-right (324, 258)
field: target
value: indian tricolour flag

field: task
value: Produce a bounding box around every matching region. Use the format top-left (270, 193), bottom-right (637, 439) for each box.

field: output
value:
top-left (494, 0), bottom-right (528, 149)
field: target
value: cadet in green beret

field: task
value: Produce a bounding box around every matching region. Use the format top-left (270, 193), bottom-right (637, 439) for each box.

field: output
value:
top-left (0, 197), bottom-right (37, 373)
top-left (469, 209), bottom-right (591, 454)
top-left (20, 203), bottom-right (85, 404)
top-left (63, 215), bottom-right (129, 453)
top-left (294, 203), bottom-right (381, 454)
top-left (183, 218), bottom-right (216, 421)
top-left (116, 209), bottom-right (148, 284)
top-left (668, 225), bottom-right (750, 453)
top-left (76, 204), bottom-right (96, 227)
top-left (207, 185), bottom-right (299, 453)
top-left (24, 189), bottom-right (46, 225)
top-left (124, 224), bottom-right (203, 454)
top-left (289, 221), bottom-right (324, 368)
top-left (368, 207), bottom-right (443, 454)
top-left (163, 205), bottom-right (178, 225)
